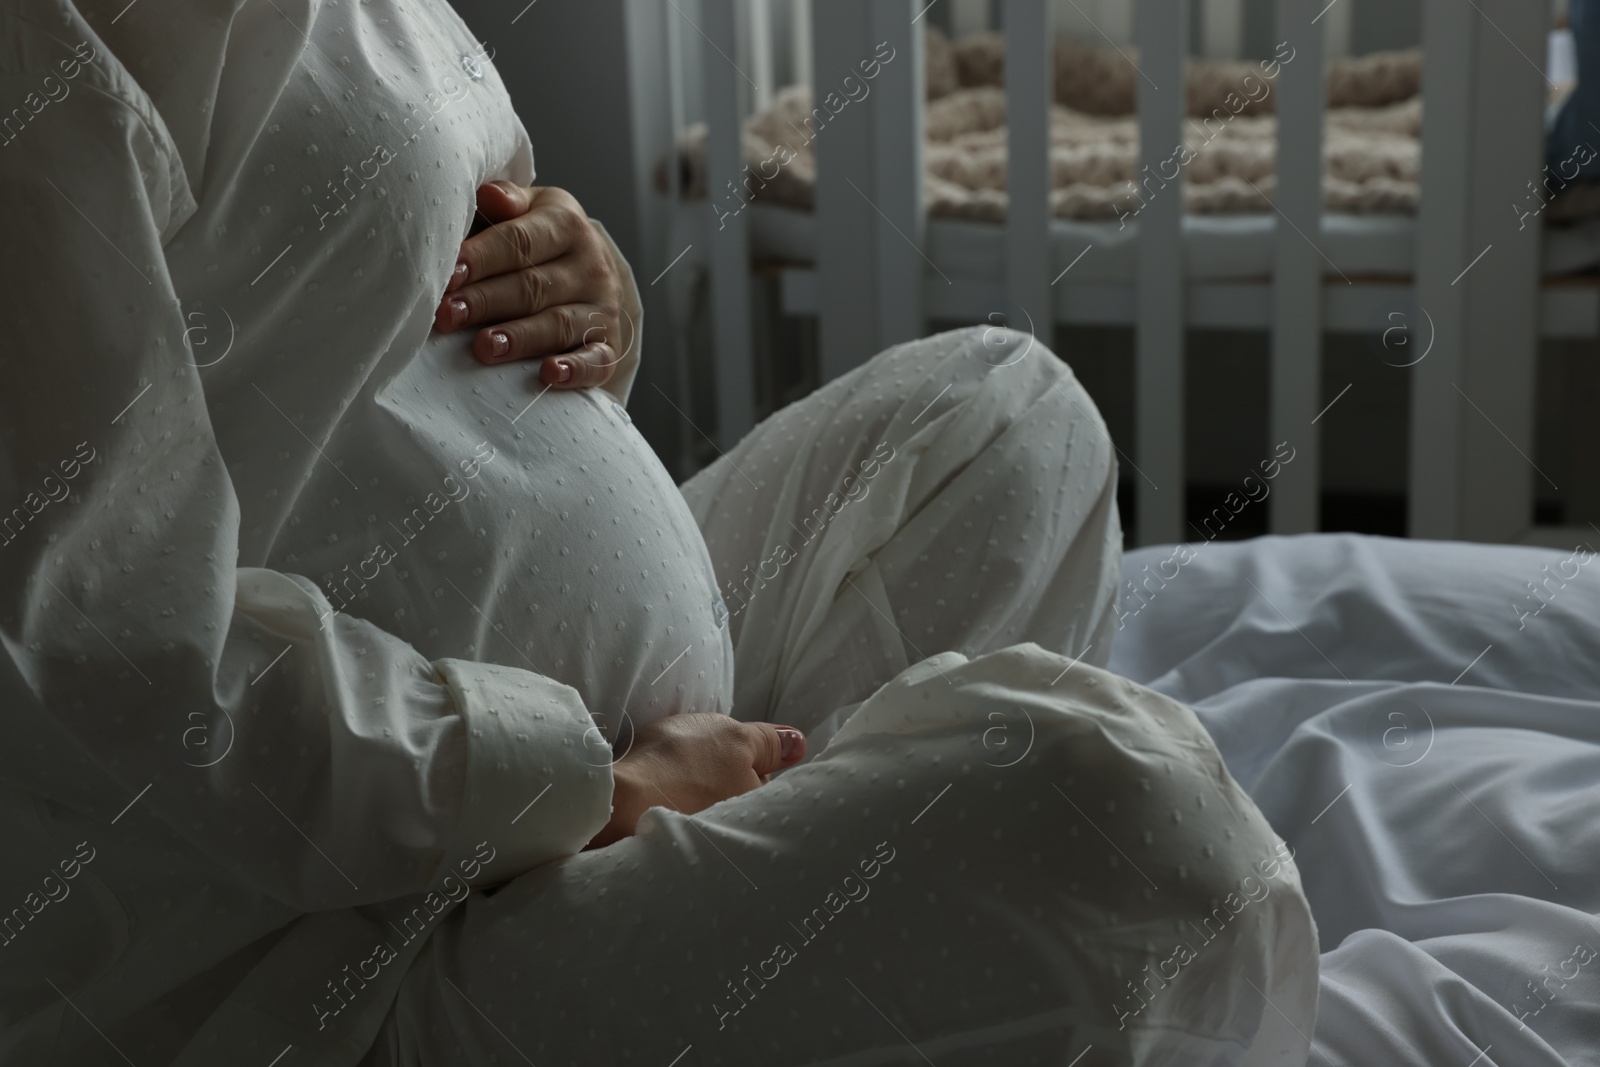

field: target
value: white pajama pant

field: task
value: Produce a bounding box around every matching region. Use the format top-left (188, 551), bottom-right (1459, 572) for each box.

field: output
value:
top-left (365, 328), bottom-right (1320, 1066)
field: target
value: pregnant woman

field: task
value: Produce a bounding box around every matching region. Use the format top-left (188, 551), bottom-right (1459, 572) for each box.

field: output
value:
top-left (0, 0), bottom-right (1318, 1063)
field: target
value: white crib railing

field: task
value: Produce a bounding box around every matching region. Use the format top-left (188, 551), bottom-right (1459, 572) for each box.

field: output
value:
top-left (1271, 0), bottom-right (1327, 535)
top-left (1134, 1), bottom-right (1189, 544)
top-left (1004, 0), bottom-right (1054, 355)
top-left (1412, 0), bottom-right (1550, 541)
top-left (683, 0), bottom-right (1556, 545)
top-left (702, 0), bottom-right (757, 439)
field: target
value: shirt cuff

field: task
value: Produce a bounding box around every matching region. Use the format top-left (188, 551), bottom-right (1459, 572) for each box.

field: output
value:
top-left (431, 658), bottom-right (613, 881)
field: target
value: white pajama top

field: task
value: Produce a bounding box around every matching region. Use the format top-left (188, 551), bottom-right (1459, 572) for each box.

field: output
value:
top-left (0, 0), bottom-right (732, 1061)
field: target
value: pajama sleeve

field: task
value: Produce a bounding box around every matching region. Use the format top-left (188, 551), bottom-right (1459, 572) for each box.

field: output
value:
top-left (0, 33), bottom-right (611, 910)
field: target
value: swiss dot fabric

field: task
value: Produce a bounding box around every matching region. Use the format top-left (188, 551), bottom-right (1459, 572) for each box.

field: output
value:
top-left (368, 331), bottom-right (1321, 1067)
top-left (0, 0), bottom-right (718, 1060)
top-left (0, 0), bottom-right (1317, 1058)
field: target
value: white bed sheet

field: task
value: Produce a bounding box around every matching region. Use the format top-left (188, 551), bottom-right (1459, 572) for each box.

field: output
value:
top-left (739, 203), bottom-right (1600, 281)
top-left (1105, 534), bottom-right (1600, 1067)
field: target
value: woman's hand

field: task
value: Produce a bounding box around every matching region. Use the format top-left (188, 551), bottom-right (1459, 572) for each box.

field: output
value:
top-left (437, 183), bottom-right (631, 389)
top-left (585, 714), bottom-right (807, 850)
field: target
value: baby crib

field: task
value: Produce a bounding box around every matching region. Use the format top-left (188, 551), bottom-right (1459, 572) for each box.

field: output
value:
top-left (648, 0), bottom-right (1587, 547)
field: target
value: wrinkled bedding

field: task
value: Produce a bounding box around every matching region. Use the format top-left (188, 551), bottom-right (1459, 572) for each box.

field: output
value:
top-left (1107, 534), bottom-right (1600, 1066)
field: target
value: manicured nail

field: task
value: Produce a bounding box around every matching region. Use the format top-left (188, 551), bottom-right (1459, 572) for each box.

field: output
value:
top-left (488, 330), bottom-right (510, 359)
top-left (552, 358), bottom-right (572, 383)
top-left (777, 727), bottom-right (804, 762)
top-left (447, 298), bottom-right (468, 328)
top-left (447, 260), bottom-right (469, 291)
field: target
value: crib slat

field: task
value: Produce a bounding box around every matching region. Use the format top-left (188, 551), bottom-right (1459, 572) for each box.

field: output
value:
top-left (1202, 0), bottom-right (1244, 60)
top-left (1412, 0), bottom-right (1548, 540)
top-left (790, 0), bottom-right (814, 89)
top-left (1099, 0), bottom-right (1134, 45)
top-left (662, 0), bottom-right (695, 473)
top-left (749, 0), bottom-right (775, 111)
top-left (704, 0), bottom-right (758, 446)
top-left (1319, 0), bottom-right (1352, 60)
top-left (871, 0), bottom-right (927, 346)
top-left (1268, 0), bottom-right (1325, 534)
top-left (951, 0), bottom-right (991, 36)
top-left (1004, 0), bottom-right (1054, 351)
top-left (1051, 0), bottom-right (1133, 44)
top-left (1135, 0), bottom-right (1189, 546)
top-left (1411, 1), bottom-right (1475, 539)
top-left (813, 0), bottom-right (883, 377)
top-left (1456, 2), bottom-right (1547, 528)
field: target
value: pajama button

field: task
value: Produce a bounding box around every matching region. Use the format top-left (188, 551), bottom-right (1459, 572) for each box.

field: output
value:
top-left (612, 400), bottom-right (632, 424)
top-left (712, 597), bottom-right (729, 628)
top-left (460, 53), bottom-right (485, 80)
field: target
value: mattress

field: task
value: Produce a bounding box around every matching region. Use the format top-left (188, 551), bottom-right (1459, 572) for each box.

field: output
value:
top-left (737, 202), bottom-right (1600, 281)
top-left (1105, 534), bottom-right (1600, 1066)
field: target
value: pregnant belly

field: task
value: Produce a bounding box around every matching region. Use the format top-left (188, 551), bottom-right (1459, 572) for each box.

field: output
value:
top-left (290, 377), bottom-right (734, 736)
top-left (460, 386), bottom-right (734, 732)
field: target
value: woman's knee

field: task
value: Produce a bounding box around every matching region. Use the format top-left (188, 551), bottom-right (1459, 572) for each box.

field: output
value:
top-left (856, 327), bottom-right (1120, 659)
top-left (885, 326), bottom-right (1113, 493)
top-left (1022, 652), bottom-right (1318, 1052)
top-left (819, 644), bottom-right (1317, 1050)
top-left (709, 325), bottom-right (1108, 503)
top-left (855, 324), bottom-right (1089, 423)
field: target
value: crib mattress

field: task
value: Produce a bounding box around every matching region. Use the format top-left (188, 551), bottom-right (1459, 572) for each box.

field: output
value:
top-left (1105, 533), bottom-right (1600, 1065)
top-left (737, 202), bottom-right (1600, 281)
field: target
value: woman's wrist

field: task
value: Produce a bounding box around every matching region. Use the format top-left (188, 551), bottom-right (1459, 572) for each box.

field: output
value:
top-left (585, 755), bottom-right (649, 850)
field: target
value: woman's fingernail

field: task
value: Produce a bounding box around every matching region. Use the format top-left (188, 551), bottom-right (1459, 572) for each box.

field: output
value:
top-left (776, 727), bottom-right (804, 762)
top-left (488, 330), bottom-right (510, 358)
top-left (552, 359), bottom-right (573, 383)
top-left (447, 260), bottom-right (469, 291)
top-left (447, 298), bottom-right (468, 328)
